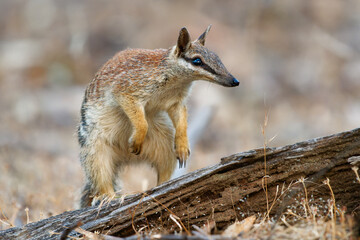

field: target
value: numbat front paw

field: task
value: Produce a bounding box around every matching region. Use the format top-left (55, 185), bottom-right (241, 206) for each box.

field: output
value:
top-left (129, 138), bottom-right (143, 155)
top-left (129, 142), bottom-right (142, 155)
top-left (176, 145), bottom-right (190, 168)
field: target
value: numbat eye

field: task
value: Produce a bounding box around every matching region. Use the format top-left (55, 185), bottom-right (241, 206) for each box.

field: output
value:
top-left (192, 58), bottom-right (202, 66)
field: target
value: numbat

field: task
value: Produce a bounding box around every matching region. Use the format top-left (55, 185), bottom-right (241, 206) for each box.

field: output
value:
top-left (78, 25), bottom-right (239, 207)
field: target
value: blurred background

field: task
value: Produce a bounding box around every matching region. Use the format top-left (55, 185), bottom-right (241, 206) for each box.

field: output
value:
top-left (1, 0), bottom-right (360, 228)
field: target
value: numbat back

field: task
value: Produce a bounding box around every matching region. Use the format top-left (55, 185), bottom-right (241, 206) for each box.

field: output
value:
top-left (78, 25), bottom-right (239, 207)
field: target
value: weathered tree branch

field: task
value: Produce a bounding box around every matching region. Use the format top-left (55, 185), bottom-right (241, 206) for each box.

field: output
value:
top-left (1, 128), bottom-right (360, 239)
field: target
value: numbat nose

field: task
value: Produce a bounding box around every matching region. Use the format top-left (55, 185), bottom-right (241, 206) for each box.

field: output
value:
top-left (231, 78), bottom-right (239, 87)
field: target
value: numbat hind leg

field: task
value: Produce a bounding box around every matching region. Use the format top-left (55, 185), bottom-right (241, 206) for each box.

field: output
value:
top-left (80, 137), bottom-right (117, 207)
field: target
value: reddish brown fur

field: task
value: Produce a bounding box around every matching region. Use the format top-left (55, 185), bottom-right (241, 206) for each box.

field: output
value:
top-left (86, 49), bottom-right (168, 100)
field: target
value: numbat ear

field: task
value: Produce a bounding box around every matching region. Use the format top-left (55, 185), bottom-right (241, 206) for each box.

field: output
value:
top-left (196, 25), bottom-right (212, 46)
top-left (175, 27), bottom-right (191, 57)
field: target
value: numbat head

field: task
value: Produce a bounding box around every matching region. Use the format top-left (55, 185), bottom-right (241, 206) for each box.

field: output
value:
top-left (78, 25), bottom-right (239, 208)
top-left (170, 25), bottom-right (239, 87)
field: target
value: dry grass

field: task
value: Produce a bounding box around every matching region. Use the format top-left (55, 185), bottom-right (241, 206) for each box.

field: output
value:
top-left (247, 179), bottom-right (355, 240)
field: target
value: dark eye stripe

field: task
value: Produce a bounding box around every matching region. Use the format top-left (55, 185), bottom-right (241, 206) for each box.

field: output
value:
top-left (183, 57), bottom-right (217, 75)
top-left (200, 62), bottom-right (217, 75)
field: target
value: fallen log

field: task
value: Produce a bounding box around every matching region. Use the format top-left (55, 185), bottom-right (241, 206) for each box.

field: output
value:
top-left (1, 128), bottom-right (360, 239)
